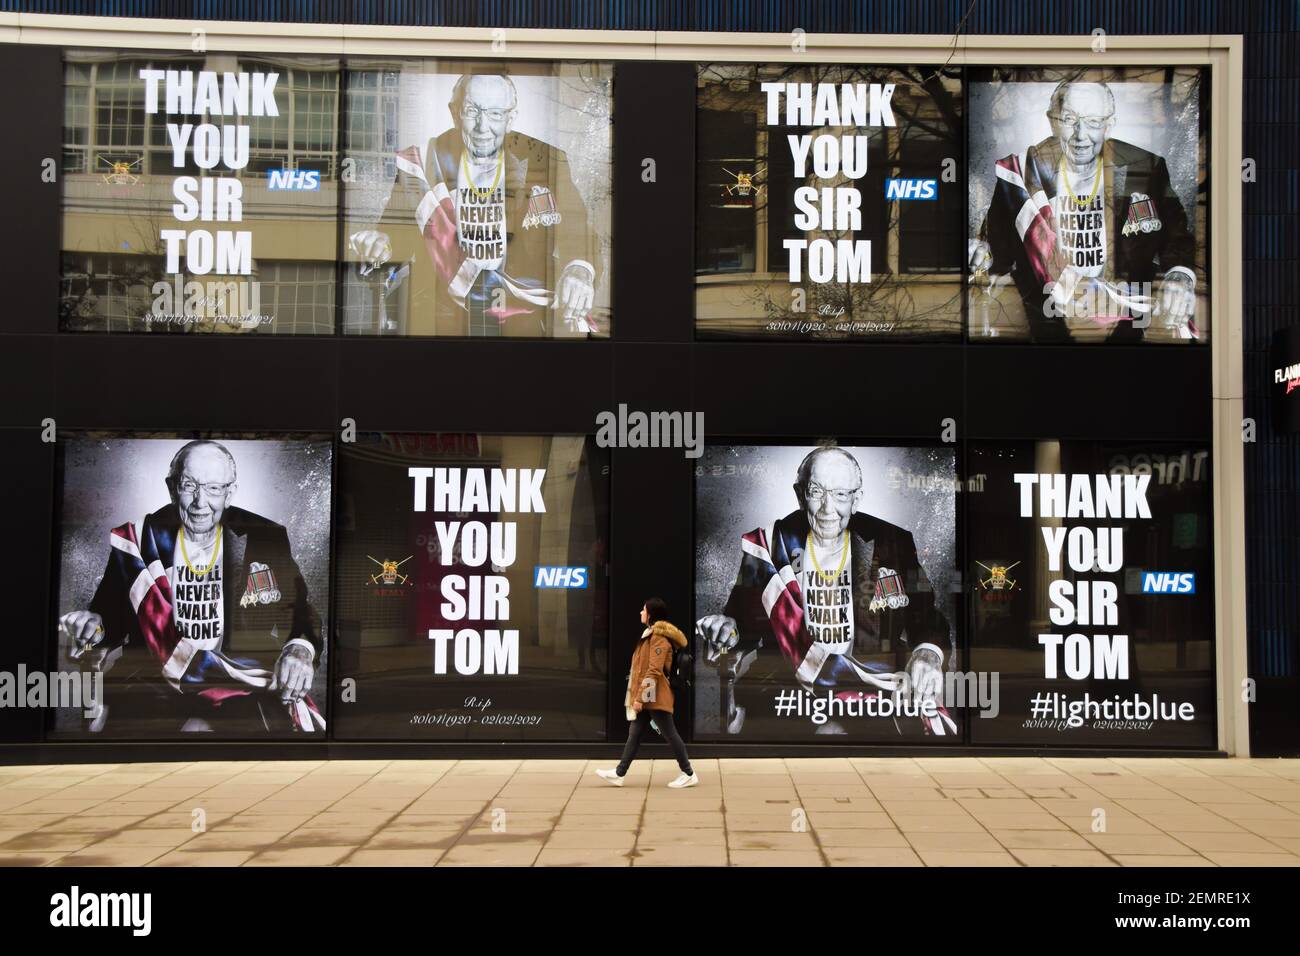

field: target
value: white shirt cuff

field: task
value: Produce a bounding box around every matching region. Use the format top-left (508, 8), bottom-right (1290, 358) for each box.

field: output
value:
top-left (912, 642), bottom-right (945, 665)
top-left (282, 638), bottom-right (316, 663)
top-left (563, 259), bottom-right (595, 280)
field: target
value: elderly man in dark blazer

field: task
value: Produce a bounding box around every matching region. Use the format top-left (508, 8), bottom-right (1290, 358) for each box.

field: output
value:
top-left (971, 79), bottom-right (1198, 342)
top-left (59, 440), bottom-right (324, 736)
top-left (349, 72), bottom-right (598, 337)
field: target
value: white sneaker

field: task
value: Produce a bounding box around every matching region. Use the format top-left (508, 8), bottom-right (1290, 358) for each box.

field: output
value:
top-left (667, 772), bottom-right (699, 789)
top-left (595, 768), bottom-right (625, 787)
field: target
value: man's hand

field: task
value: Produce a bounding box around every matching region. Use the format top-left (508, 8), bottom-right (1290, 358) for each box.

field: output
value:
top-left (275, 644), bottom-right (314, 704)
top-left (60, 610), bottom-right (104, 660)
top-left (1158, 270), bottom-right (1197, 335)
top-left (696, 614), bottom-right (739, 665)
top-left (632, 700), bottom-right (643, 713)
top-left (348, 230), bottom-right (392, 276)
top-left (904, 647), bottom-right (943, 706)
top-left (968, 238), bottom-right (993, 276)
top-left (555, 263), bottom-right (595, 328)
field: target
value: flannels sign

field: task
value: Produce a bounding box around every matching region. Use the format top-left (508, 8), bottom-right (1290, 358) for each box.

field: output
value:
top-left (1271, 326), bottom-right (1300, 433)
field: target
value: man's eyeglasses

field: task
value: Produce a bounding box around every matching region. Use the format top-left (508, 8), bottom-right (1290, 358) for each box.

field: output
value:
top-left (1049, 112), bottom-right (1112, 133)
top-left (175, 478), bottom-right (233, 498)
top-left (460, 104), bottom-right (511, 123)
top-left (805, 483), bottom-right (859, 506)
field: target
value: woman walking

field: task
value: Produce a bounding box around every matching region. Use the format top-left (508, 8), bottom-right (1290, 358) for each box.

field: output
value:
top-left (596, 598), bottom-right (699, 788)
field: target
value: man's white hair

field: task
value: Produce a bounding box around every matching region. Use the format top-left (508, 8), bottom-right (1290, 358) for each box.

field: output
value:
top-left (167, 439), bottom-right (237, 487)
top-left (1049, 78), bottom-right (1116, 118)
top-left (450, 73), bottom-right (518, 113)
top-left (796, 445), bottom-right (863, 492)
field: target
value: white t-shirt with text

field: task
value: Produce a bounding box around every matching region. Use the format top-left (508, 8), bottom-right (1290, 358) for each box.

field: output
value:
top-left (170, 533), bottom-right (224, 651)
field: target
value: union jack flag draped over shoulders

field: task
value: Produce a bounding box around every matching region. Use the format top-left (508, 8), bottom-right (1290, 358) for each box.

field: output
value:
top-left (992, 147), bottom-right (1072, 301)
top-left (733, 522), bottom-right (956, 735)
top-left (393, 144), bottom-right (550, 319)
top-left (102, 521), bottom-right (325, 732)
top-left (988, 143), bottom-right (1165, 326)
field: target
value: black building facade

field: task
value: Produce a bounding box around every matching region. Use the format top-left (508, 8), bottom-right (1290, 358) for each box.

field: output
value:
top-left (0, 1), bottom-right (1293, 760)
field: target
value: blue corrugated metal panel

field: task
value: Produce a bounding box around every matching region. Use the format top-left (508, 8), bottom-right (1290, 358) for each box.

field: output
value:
top-left (0, 1), bottom-right (1279, 31)
top-left (1244, 212), bottom-right (1300, 691)
top-left (0, 0), bottom-right (1286, 33)
top-left (1218, 0), bottom-right (1298, 669)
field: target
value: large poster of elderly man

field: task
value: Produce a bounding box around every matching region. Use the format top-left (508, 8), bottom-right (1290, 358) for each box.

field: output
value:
top-left (343, 61), bottom-right (613, 338)
top-left (694, 443), bottom-right (960, 742)
top-left (967, 67), bottom-right (1209, 344)
top-left (53, 435), bottom-right (333, 739)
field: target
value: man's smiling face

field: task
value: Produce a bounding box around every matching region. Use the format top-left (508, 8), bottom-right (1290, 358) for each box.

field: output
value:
top-left (458, 76), bottom-right (514, 161)
top-left (799, 452), bottom-right (861, 548)
top-left (171, 444), bottom-right (235, 539)
top-left (1051, 83), bottom-right (1112, 170)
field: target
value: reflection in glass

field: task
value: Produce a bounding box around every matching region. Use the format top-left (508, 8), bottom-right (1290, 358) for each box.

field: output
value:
top-left (341, 61), bottom-right (614, 338)
top-left (59, 51), bottom-right (341, 334)
top-left (695, 64), bottom-right (963, 341)
top-left (966, 441), bottom-right (1216, 747)
top-left (334, 434), bottom-right (611, 739)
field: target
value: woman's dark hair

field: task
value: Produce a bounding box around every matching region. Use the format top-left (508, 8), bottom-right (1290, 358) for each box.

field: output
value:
top-left (644, 597), bottom-right (669, 624)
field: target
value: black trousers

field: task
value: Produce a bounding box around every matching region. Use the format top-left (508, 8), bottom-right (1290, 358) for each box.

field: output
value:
top-left (617, 708), bottom-right (693, 776)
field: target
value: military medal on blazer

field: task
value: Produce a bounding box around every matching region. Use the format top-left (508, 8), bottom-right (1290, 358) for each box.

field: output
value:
top-left (869, 567), bottom-right (910, 613)
top-left (1122, 192), bottom-right (1162, 237)
top-left (240, 561), bottom-right (281, 607)
top-left (522, 185), bottom-right (562, 229)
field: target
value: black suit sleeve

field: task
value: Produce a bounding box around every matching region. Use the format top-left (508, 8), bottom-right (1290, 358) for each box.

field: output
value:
top-left (895, 529), bottom-right (950, 665)
top-left (722, 584), bottom-right (770, 656)
top-left (552, 145), bottom-right (594, 274)
top-left (721, 548), bottom-right (775, 656)
top-left (238, 523), bottom-right (323, 664)
top-left (981, 180), bottom-right (1021, 277)
top-left (268, 525), bottom-right (323, 662)
top-left (1150, 155), bottom-right (1196, 276)
top-left (87, 550), bottom-right (133, 653)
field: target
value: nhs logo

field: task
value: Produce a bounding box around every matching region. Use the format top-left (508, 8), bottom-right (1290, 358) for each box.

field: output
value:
top-left (534, 566), bottom-right (588, 589)
top-left (267, 169), bottom-right (320, 191)
top-left (885, 178), bottom-right (937, 200)
top-left (1142, 572), bottom-right (1196, 594)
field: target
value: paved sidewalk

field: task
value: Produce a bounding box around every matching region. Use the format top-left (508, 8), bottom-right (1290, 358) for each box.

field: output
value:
top-left (1, 756), bottom-right (1298, 866)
